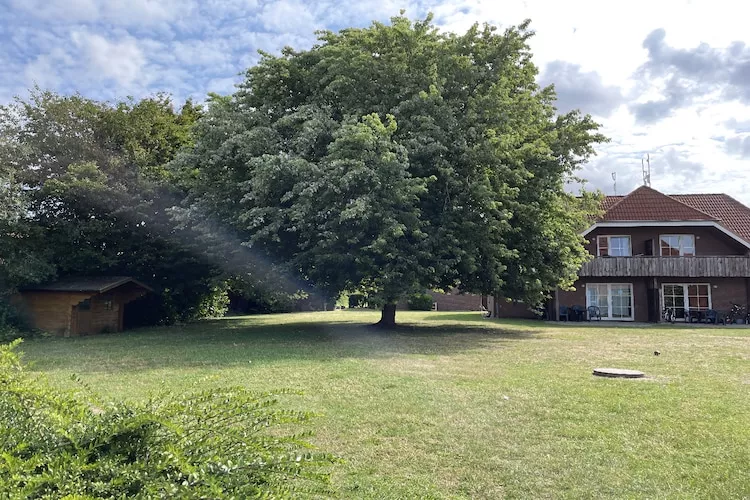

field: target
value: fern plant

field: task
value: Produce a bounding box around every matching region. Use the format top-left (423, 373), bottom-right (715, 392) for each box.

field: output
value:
top-left (0, 340), bottom-right (339, 498)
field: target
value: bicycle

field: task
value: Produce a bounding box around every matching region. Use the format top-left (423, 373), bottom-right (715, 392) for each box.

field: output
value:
top-left (662, 307), bottom-right (675, 323)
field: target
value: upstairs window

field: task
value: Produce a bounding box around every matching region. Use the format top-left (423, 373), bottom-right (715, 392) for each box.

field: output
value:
top-left (660, 235), bottom-right (695, 256)
top-left (597, 235), bottom-right (631, 256)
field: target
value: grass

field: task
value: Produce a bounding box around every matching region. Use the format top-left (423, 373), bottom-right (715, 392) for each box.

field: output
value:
top-left (17, 311), bottom-right (750, 499)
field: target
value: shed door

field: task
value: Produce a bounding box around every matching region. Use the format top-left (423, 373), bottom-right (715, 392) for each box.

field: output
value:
top-left (74, 299), bottom-right (93, 335)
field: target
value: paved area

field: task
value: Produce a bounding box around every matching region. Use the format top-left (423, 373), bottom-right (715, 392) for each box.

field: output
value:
top-left (544, 320), bottom-right (750, 328)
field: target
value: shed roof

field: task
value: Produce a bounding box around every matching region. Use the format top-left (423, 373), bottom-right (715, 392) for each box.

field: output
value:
top-left (22, 276), bottom-right (153, 293)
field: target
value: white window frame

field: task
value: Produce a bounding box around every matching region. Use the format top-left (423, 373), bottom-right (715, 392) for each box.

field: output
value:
top-left (661, 283), bottom-right (712, 321)
top-left (585, 283), bottom-right (635, 321)
top-left (659, 234), bottom-right (696, 256)
top-left (596, 235), bottom-right (632, 257)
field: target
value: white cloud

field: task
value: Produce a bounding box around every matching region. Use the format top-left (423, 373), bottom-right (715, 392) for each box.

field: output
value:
top-left (172, 39), bottom-right (232, 68)
top-left (71, 31), bottom-right (146, 87)
top-left (104, 0), bottom-right (192, 26)
top-left (10, 0), bottom-right (190, 26)
top-left (9, 0), bottom-right (99, 23)
top-left (260, 0), bottom-right (317, 34)
top-left (540, 61), bottom-right (624, 117)
top-left (725, 135), bottom-right (750, 158)
top-left (206, 76), bottom-right (240, 94)
top-left (23, 54), bottom-right (63, 90)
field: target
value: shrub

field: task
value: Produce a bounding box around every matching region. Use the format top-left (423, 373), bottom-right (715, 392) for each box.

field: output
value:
top-left (196, 283), bottom-right (230, 318)
top-left (0, 299), bottom-right (29, 342)
top-left (407, 292), bottom-right (434, 311)
top-left (348, 294), bottom-right (367, 308)
top-left (0, 340), bottom-right (339, 498)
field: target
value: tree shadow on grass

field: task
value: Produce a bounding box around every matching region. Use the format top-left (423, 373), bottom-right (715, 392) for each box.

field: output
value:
top-left (421, 312), bottom-right (547, 328)
top-left (22, 315), bottom-right (542, 373)
top-left (420, 312), bottom-right (488, 322)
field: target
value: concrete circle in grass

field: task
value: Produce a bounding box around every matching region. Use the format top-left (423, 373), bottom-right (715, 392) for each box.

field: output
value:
top-left (592, 368), bottom-right (645, 378)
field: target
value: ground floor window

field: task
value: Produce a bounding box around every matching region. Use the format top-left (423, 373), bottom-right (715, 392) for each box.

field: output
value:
top-left (662, 284), bottom-right (711, 320)
top-left (586, 283), bottom-right (634, 320)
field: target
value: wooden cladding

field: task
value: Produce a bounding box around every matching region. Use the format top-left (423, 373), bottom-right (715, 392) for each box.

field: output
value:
top-left (16, 282), bottom-right (149, 336)
top-left (579, 256), bottom-right (750, 278)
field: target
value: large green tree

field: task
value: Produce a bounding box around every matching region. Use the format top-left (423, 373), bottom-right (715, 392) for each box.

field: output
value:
top-left (0, 98), bottom-right (55, 298)
top-left (179, 15), bottom-right (606, 325)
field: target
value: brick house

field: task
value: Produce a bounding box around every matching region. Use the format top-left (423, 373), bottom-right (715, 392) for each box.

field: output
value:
top-left (556, 186), bottom-right (750, 322)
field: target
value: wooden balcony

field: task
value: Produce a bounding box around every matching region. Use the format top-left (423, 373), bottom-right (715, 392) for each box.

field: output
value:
top-left (579, 256), bottom-right (750, 278)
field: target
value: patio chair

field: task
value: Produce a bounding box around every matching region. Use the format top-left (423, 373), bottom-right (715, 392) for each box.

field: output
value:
top-left (687, 309), bottom-right (702, 323)
top-left (587, 306), bottom-right (602, 321)
top-left (702, 309), bottom-right (716, 324)
top-left (559, 306), bottom-right (570, 321)
top-left (717, 310), bottom-right (729, 325)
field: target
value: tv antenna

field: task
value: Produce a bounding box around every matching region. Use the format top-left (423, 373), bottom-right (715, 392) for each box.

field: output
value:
top-left (642, 154), bottom-right (651, 187)
top-left (612, 172), bottom-right (617, 195)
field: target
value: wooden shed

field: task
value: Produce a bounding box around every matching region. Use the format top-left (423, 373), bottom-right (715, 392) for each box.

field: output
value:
top-left (17, 277), bottom-right (152, 336)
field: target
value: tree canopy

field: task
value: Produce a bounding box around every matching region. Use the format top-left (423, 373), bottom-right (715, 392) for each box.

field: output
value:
top-left (180, 15), bottom-right (607, 325)
top-left (0, 90), bottom-right (230, 326)
top-left (1, 15), bottom-right (607, 330)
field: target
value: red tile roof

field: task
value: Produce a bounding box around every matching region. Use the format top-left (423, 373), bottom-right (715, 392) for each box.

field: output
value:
top-left (600, 187), bottom-right (750, 244)
top-left (671, 193), bottom-right (750, 243)
top-left (602, 196), bottom-right (624, 211)
top-left (602, 186), bottom-right (716, 222)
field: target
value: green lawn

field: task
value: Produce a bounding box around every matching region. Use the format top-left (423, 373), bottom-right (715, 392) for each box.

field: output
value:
top-left (18, 311), bottom-right (750, 499)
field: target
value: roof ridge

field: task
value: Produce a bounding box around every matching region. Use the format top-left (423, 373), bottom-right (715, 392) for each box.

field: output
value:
top-left (670, 193), bottom-right (725, 196)
top-left (662, 191), bottom-right (718, 220)
top-left (603, 186), bottom-right (717, 221)
top-left (601, 186), bottom-right (641, 213)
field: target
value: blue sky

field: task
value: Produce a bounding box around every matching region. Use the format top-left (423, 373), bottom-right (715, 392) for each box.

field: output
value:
top-left (2, 0), bottom-right (750, 203)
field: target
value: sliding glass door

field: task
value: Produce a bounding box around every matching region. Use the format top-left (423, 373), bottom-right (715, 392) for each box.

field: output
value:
top-left (662, 284), bottom-right (711, 320)
top-left (663, 284), bottom-right (686, 319)
top-left (586, 283), bottom-right (634, 320)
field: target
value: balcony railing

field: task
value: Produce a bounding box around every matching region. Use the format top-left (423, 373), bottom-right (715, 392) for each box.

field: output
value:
top-left (579, 256), bottom-right (750, 278)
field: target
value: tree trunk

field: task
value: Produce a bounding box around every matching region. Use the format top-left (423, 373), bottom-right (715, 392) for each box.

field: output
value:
top-left (375, 303), bottom-right (397, 327)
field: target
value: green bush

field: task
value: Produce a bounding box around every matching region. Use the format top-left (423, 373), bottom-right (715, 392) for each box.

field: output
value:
top-left (0, 300), bottom-right (28, 342)
top-left (348, 294), bottom-right (367, 308)
top-left (196, 283), bottom-right (230, 318)
top-left (407, 292), bottom-right (434, 311)
top-left (0, 340), bottom-right (339, 498)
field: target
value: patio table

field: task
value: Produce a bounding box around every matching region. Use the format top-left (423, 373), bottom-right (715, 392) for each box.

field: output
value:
top-left (687, 310), bottom-right (705, 323)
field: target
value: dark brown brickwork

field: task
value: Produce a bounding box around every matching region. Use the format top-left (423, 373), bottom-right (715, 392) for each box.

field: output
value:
top-left (493, 299), bottom-right (539, 319)
top-left (557, 277), bottom-right (749, 322)
top-left (429, 291), bottom-right (483, 311)
top-left (558, 278), bottom-right (650, 322)
top-left (586, 226), bottom-right (747, 257)
top-left (397, 290), bottom-right (483, 311)
top-left (657, 277), bottom-right (748, 313)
